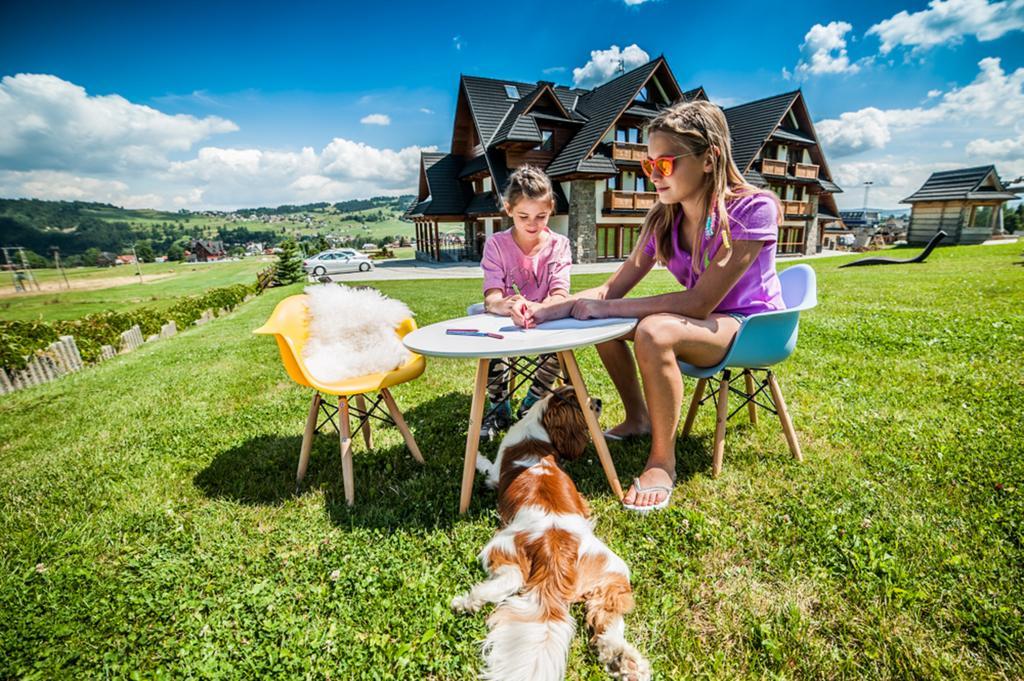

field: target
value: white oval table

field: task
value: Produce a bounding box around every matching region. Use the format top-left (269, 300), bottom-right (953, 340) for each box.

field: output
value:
top-left (404, 313), bottom-right (638, 513)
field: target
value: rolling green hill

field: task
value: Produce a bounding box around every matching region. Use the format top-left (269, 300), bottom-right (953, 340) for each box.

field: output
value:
top-left (0, 196), bottom-right (417, 264)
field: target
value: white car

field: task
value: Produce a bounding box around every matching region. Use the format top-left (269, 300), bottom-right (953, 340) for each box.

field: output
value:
top-left (303, 249), bottom-right (374, 275)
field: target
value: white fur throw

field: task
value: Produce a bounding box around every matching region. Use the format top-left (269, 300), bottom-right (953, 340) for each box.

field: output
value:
top-left (301, 284), bottom-right (413, 383)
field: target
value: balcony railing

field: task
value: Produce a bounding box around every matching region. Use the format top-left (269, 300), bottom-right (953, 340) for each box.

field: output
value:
top-left (781, 199), bottom-right (810, 216)
top-left (611, 142), bottom-right (646, 163)
top-left (793, 162), bottom-right (819, 179)
top-left (762, 158), bottom-right (788, 176)
top-left (604, 190), bottom-right (658, 211)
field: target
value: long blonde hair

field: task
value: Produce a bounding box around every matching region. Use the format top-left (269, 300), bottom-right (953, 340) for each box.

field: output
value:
top-left (635, 100), bottom-right (779, 275)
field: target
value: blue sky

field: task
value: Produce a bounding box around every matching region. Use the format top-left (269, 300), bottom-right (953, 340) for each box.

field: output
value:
top-left (1, 0), bottom-right (1022, 209)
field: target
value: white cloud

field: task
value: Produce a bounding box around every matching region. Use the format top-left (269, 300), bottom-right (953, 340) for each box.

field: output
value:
top-left (966, 131), bottom-right (1024, 158)
top-left (623, 0), bottom-right (653, 5)
top-left (830, 159), bottom-right (963, 207)
top-left (359, 113), bottom-right (390, 126)
top-left (418, 107), bottom-right (434, 114)
top-left (0, 73), bottom-right (237, 174)
top-left (927, 89), bottom-right (943, 98)
top-left (542, 66), bottom-right (567, 75)
top-left (0, 74), bottom-right (439, 210)
top-left (794, 21), bottom-right (862, 78)
top-left (0, 170), bottom-right (164, 208)
top-left (452, 35), bottom-right (464, 51)
top-left (572, 44), bottom-right (651, 88)
top-left (817, 57), bottom-right (1024, 156)
top-left (867, 0), bottom-right (1024, 55)
top-left (942, 140), bottom-right (955, 148)
top-left (161, 139), bottom-right (437, 209)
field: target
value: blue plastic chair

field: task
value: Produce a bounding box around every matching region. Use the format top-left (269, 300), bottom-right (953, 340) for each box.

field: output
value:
top-left (678, 264), bottom-right (818, 476)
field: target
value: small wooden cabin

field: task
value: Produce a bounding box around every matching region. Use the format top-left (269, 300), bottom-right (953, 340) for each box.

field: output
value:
top-left (902, 166), bottom-right (1020, 245)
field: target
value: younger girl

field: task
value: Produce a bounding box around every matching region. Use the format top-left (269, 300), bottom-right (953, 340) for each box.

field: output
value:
top-left (478, 165), bottom-right (572, 440)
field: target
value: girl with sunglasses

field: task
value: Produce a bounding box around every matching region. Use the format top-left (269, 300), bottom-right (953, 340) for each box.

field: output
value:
top-left (518, 100), bottom-right (785, 512)
top-left (477, 165), bottom-right (572, 439)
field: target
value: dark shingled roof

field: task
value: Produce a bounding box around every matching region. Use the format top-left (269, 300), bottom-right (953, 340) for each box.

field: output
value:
top-left (466, 192), bottom-right (500, 215)
top-left (771, 127), bottom-right (816, 145)
top-left (547, 60), bottom-right (663, 178)
top-left (902, 165), bottom-right (1018, 202)
top-left (458, 154), bottom-right (489, 178)
top-left (818, 178), bottom-right (843, 193)
top-left (416, 152), bottom-right (469, 216)
top-left (724, 91), bottom-right (800, 174)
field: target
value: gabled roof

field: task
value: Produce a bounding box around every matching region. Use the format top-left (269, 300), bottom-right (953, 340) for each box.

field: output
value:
top-left (491, 81), bottom-right (573, 146)
top-left (723, 91), bottom-right (800, 174)
top-left (680, 86), bottom-right (707, 102)
top-left (902, 165), bottom-right (1019, 203)
top-left (409, 152), bottom-right (469, 217)
top-left (546, 58), bottom-right (673, 178)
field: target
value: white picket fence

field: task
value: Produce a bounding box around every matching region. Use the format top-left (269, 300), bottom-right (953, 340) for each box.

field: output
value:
top-left (0, 300), bottom-right (250, 396)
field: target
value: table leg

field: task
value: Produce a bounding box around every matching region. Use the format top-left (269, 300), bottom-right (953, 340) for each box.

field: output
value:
top-left (558, 350), bottom-right (623, 500)
top-left (460, 359), bottom-right (490, 513)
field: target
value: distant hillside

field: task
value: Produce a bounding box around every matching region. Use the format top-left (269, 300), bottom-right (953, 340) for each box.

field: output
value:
top-left (0, 196), bottom-right (417, 260)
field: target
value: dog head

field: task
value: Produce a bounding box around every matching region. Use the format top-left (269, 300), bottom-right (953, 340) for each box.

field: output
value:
top-left (538, 385), bottom-right (601, 462)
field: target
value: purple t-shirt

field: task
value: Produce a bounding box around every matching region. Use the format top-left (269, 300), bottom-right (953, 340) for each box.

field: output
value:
top-left (481, 229), bottom-right (572, 302)
top-left (642, 193), bottom-right (784, 316)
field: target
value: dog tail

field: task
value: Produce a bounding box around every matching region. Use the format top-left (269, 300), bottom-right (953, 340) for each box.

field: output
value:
top-left (481, 529), bottom-right (577, 681)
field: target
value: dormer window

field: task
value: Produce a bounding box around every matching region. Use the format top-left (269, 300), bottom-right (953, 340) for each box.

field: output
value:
top-left (504, 85), bottom-right (520, 99)
top-left (534, 130), bottom-right (553, 152)
top-left (634, 86), bottom-right (649, 102)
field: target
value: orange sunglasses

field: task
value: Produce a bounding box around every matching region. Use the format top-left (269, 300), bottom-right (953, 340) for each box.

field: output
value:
top-left (640, 151), bottom-right (700, 178)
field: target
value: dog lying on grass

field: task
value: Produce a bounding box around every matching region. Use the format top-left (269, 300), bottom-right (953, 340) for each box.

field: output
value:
top-left (452, 385), bottom-right (650, 681)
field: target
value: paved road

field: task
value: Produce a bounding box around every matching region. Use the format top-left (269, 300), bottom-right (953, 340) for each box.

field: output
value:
top-left (323, 249), bottom-right (851, 282)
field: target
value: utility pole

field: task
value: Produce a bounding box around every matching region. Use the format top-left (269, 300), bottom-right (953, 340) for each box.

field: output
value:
top-left (131, 244), bottom-right (143, 284)
top-left (51, 246), bottom-right (70, 289)
top-left (862, 181), bottom-right (873, 212)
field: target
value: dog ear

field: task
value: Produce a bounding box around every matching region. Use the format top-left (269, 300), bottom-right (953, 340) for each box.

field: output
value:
top-left (543, 395), bottom-right (589, 461)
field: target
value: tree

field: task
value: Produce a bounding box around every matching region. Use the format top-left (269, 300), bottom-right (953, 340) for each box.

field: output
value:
top-left (135, 241), bottom-right (155, 263)
top-left (82, 248), bottom-right (101, 267)
top-left (166, 243), bottom-right (186, 262)
top-left (273, 239), bottom-right (304, 285)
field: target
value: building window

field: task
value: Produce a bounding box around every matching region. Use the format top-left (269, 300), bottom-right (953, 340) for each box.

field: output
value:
top-left (971, 205), bottom-right (994, 229)
top-left (635, 86), bottom-right (649, 102)
top-left (607, 175), bottom-right (618, 191)
top-left (615, 126), bottom-right (641, 144)
top-left (504, 85), bottom-right (520, 99)
top-left (534, 129), bottom-right (553, 152)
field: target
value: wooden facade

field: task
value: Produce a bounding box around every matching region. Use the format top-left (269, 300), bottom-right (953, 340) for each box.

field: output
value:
top-left (903, 166), bottom-right (1019, 246)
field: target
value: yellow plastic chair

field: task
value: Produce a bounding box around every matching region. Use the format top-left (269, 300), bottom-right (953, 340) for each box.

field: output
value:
top-left (254, 294), bottom-right (426, 505)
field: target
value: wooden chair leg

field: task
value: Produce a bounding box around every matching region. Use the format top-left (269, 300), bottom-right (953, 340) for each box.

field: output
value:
top-left (559, 350), bottom-right (624, 500)
top-left (767, 372), bottom-right (803, 462)
top-left (354, 394), bottom-right (372, 449)
top-left (297, 391), bottom-right (321, 491)
top-left (682, 378), bottom-right (707, 437)
top-left (712, 370), bottom-right (731, 477)
top-left (460, 359), bottom-right (490, 513)
top-left (338, 397), bottom-right (355, 506)
top-left (744, 370), bottom-right (758, 425)
top-left (381, 388), bottom-right (424, 464)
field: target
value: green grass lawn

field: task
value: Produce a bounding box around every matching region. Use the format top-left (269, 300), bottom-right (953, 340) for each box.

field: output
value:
top-left (1, 243), bottom-right (1022, 678)
top-left (0, 258), bottom-right (273, 322)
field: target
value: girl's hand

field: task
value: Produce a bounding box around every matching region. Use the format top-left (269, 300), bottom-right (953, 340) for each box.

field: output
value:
top-left (511, 300), bottom-right (539, 328)
top-left (571, 299), bottom-right (607, 320)
top-left (490, 294), bottom-right (524, 316)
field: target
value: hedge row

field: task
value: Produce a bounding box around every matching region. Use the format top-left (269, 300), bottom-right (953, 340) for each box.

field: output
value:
top-left (0, 283), bottom-right (255, 370)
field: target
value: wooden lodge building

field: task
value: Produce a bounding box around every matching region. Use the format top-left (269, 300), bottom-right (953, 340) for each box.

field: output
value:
top-left (408, 57), bottom-right (843, 263)
top-left (902, 166), bottom-right (1020, 245)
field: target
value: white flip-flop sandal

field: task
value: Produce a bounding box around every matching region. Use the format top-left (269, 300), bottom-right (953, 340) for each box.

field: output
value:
top-left (622, 477), bottom-right (674, 514)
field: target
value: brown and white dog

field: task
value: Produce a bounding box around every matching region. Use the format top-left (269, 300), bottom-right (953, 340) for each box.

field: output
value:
top-left (452, 386), bottom-right (650, 681)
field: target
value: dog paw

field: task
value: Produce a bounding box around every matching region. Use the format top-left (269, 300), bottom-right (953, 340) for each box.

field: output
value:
top-left (604, 644), bottom-right (651, 681)
top-left (450, 594), bottom-right (480, 614)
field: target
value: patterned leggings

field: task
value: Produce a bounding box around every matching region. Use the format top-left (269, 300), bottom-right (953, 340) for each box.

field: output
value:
top-left (486, 353), bottom-right (562, 404)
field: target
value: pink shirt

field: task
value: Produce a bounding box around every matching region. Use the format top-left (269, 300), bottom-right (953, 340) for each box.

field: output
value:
top-left (481, 229), bottom-right (572, 302)
top-left (642, 193), bottom-right (784, 316)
